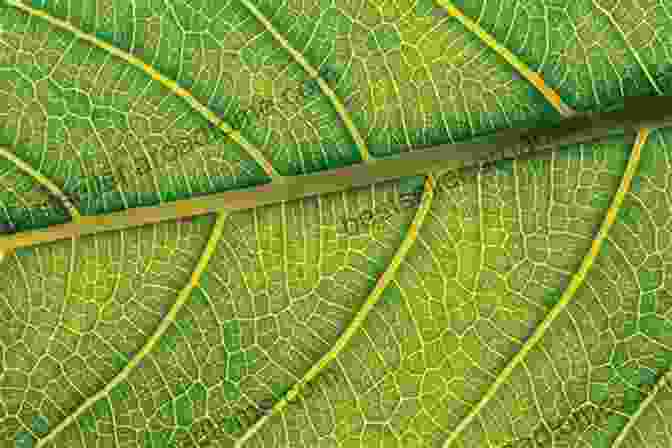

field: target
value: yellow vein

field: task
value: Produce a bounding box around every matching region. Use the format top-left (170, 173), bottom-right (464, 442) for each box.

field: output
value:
top-left (236, 0), bottom-right (373, 163)
top-left (5, 0), bottom-right (282, 182)
top-left (612, 366), bottom-right (672, 448)
top-left (33, 211), bottom-right (230, 447)
top-left (235, 174), bottom-right (437, 447)
top-left (223, 7), bottom-right (434, 442)
top-left (431, 3), bottom-right (655, 446)
top-left (441, 128), bottom-right (650, 448)
top-left (0, 144), bottom-right (81, 219)
top-left (434, 0), bottom-right (576, 118)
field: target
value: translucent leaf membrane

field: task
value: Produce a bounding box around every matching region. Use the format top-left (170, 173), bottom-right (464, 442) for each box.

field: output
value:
top-left (0, 164), bottom-right (69, 232)
top-left (249, 0), bottom-right (556, 157)
top-left (451, 0), bottom-right (672, 109)
top-left (0, 2), bottom-right (270, 226)
top-left (431, 127), bottom-right (672, 448)
top-left (40, 180), bottom-right (422, 447)
top-left (0, 0), bottom-right (670, 447)
top-left (0, 216), bottom-right (215, 446)
top-left (242, 134), bottom-right (630, 446)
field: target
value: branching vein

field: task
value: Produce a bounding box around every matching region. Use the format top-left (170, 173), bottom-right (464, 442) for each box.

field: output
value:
top-left (5, 0), bottom-right (282, 181)
top-left (235, 174), bottom-right (438, 446)
top-left (237, 0), bottom-right (373, 163)
top-left (33, 211), bottom-right (230, 447)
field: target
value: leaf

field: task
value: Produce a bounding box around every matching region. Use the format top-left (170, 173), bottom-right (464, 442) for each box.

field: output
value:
top-left (0, 0), bottom-right (671, 447)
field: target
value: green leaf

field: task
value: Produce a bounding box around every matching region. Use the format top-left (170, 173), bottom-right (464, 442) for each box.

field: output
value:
top-left (1, 1), bottom-right (672, 448)
top-left (31, 416), bottom-right (49, 435)
top-left (14, 431), bottom-right (34, 448)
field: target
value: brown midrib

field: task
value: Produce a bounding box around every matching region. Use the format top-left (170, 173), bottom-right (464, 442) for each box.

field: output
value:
top-left (1, 96), bottom-right (670, 252)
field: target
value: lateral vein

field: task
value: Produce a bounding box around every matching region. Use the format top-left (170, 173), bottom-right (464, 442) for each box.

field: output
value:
top-left (33, 211), bottom-right (230, 447)
top-left (5, 0), bottom-right (282, 181)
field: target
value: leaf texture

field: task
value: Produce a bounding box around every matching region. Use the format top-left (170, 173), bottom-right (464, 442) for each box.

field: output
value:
top-left (0, 0), bottom-right (671, 447)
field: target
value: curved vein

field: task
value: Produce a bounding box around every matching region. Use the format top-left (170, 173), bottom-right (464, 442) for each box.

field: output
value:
top-left (0, 144), bottom-right (81, 219)
top-left (612, 366), bottom-right (672, 448)
top-left (34, 211), bottom-right (230, 447)
top-left (435, 0), bottom-right (576, 118)
top-left (236, 0), bottom-right (373, 163)
top-left (441, 128), bottom-right (650, 448)
top-left (432, 3), bottom-right (658, 447)
top-left (5, 0), bottom-right (282, 182)
top-left (591, 0), bottom-right (663, 95)
top-left (235, 173), bottom-right (438, 446)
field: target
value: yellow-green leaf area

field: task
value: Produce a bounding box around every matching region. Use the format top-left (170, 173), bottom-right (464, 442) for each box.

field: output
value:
top-left (2, 0), bottom-right (672, 447)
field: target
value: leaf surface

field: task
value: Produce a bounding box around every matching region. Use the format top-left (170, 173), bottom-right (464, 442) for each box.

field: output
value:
top-left (0, 0), bottom-right (671, 448)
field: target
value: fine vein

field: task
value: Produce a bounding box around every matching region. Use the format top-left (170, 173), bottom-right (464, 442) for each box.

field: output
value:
top-left (1, 103), bottom-right (669, 253)
top-left (433, 3), bottom-right (655, 447)
top-left (435, 0), bottom-right (576, 118)
top-left (235, 174), bottom-right (438, 446)
top-left (34, 211), bottom-right (230, 447)
top-left (591, 0), bottom-right (663, 96)
top-left (5, 0), bottom-right (282, 181)
top-left (237, 0), bottom-right (373, 163)
top-left (441, 128), bottom-right (649, 448)
top-left (612, 366), bottom-right (672, 448)
top-left (0, 144), bottom-right (81, 220)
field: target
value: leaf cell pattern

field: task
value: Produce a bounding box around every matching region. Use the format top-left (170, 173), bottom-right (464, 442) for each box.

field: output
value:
top-left (0, 0), bottom-right (671, 448)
